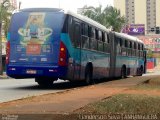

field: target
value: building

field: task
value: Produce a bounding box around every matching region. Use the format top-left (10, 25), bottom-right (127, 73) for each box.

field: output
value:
top-left (114, 0), bottom-right (160, 35)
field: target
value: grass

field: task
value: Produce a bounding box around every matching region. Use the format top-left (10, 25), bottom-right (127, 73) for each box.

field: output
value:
top-left (78, 94), bottom-right (160, 114)
top-left (76, 77), bottom-right (160, 114)
top-left (133, 84), bottom-right (160, 90)
top-left (133, 77), bottom-right (160, 90)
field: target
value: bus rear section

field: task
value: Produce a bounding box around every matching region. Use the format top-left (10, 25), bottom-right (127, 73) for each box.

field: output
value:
top-left (6, 8), bottom-right (68, 82)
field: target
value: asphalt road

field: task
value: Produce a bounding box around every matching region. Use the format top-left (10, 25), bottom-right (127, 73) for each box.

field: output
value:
top-left (0, 79), bottom-right (70, 103)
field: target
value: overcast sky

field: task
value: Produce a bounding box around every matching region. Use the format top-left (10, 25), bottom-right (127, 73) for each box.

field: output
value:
top-left (17, 0), bottom-right (113, 12)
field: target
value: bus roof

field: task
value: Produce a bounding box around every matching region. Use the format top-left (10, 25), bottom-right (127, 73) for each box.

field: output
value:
top-left (17, 8), bottom-right (64, 12)
top-left (115, 32), bottom-right (144, 44)
top-left (66, 11), bottom-right (110, 32)
top-left (14, 8), bottom-right (110, 32)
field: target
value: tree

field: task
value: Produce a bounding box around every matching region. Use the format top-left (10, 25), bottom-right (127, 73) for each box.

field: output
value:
top-left (80, 5), bottom-right (106, 26)
top-left (0, 0), bottom-right (14, 37)
top-left (80, 5), bottom-right (126, 32)
top-left (103, 6), bottom-right (126, 32)
top-left (146, 49), bottom-right (154, 58)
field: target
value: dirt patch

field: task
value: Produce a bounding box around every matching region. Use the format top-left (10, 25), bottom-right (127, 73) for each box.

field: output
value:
top-left (0, 85), bottom-right (126, 114)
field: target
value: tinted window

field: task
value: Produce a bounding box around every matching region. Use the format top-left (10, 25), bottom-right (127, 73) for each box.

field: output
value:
top-left (125, 40), bottom-right (128, 47)
top-left (68, 16), bottom-right (74, 43)
top-left (95, 29), bottom-right (99, 40)
top-left (99, 31), bottom-right (102, 41)
top-left (74, 23), bottom-right (81, 47)
top-left (90, 39), bottom-right (97, 50)
top-left (91, 27), bottom-right (95, 38)
top-left (84, 24), bottom-right (88, 36)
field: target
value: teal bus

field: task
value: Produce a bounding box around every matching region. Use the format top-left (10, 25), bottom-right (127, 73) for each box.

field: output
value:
top-left (6, 8), bottom-right (146, 86)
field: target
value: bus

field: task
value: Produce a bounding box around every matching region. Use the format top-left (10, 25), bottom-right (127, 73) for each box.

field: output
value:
top-left (6, 8), bottom-right (146, 86)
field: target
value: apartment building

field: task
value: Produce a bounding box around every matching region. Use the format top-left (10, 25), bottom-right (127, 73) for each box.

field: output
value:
top-left (114, 0), bottom-right (160, 34)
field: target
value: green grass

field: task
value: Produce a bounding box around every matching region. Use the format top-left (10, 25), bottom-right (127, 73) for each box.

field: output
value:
top-left (133, 77), bottom-right (160, 90)
top-left (78, 94), bottom-right (160, 114)
top-left (133, 84), bottom-right (160, 90)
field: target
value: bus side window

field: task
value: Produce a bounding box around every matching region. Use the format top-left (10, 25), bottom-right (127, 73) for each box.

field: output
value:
top-left (120, 38), bottom-right (123, 47)
top-left (105, 33), bottom-right (110, 43)
top-left (91, 27), bottom-right (95, 39)
top-left (125, 40), bottom-right (128, 47)
top-left (129, 41), bottom-right (132, 48)
top-left (98, 31), bottom-right (102, 41)
top-left (104, 33), bottom-right (109, 53)
top-left (85, 24), bottom-right (88, 36)
top-left (102, 32), bottom-right (105, 42)
top-left (118, 37), bottom-right (121, 46)
top-left (107, 34), bottom-right (110, 43)
top-left (95, 29), bottom-right (99, 40)
top-left (141, 44), bottom-right (144, 57)
top-left (142, 44), bottom-right (144, 50)
top-left (68, 16), bottom-right (74, 44)
top-left (90, 27), bottom-right (97, 50)
top-left (81, 23), bottom-right (85, 35)
top-left (117, 38), bottom-right (122, 55)
top-left (134, 42), bottom-right (137, 49)
top-left (74, 23), bottom-right (81, 47)
top-left (88, 26), bottom-right (92, 38)
top-left (82, 24), bottom-right (89, 49)
top-left (138, 44), bottom-right (140, 50)
top-left (98, 31), bottom-right (103, 51)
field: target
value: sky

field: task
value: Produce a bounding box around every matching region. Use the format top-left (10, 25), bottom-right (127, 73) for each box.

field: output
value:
top-left (17, 0), bottom-right (113, 12)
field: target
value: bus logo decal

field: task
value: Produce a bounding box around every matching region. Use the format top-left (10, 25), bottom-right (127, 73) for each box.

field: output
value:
top-left (18, 12), bottom-right (52, 46)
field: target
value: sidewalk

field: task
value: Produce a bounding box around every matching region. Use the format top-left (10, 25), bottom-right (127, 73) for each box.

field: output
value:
top-left (0, 73), bottom-right (9, 79)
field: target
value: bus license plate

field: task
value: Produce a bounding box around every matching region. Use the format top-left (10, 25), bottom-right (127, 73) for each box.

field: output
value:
top-left (26, 70), bottom-right (37, 74)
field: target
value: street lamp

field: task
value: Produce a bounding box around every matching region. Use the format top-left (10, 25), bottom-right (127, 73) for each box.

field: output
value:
top-left (0, 0), bottom-right (9, 75)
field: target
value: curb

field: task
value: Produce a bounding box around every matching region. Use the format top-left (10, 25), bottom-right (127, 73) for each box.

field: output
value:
top-left (0, 75), bottom-right (10, 79)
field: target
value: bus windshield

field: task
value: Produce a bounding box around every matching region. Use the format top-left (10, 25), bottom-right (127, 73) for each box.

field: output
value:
top-left (8, 11), bottom-right (65, 65)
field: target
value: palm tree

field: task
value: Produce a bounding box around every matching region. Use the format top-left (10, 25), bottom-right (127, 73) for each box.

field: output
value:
top-left (103, 6), bottom-right (126, 32)
top-left (80, 5), bottom-right (126, 32)
top-left (81, 5), bottom-right (105, 24)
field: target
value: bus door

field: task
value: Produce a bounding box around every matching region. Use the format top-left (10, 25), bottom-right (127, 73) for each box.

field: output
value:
top-left (73, 21), bottom-right (81, 80)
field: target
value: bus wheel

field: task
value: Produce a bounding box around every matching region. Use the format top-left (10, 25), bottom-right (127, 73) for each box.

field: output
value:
top-left (85, 69), bottom-right (94, 85)
top-left (121, 66), bottom-right (126, 79)
top-left (35, 78), bottom-right (53, 87)
top-left (138, 66), bottom-right (143, 76)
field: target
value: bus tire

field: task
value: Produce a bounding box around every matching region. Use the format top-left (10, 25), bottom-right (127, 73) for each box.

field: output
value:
top-left (85, 67), bottom-right (94, 85)
top-left (137, 66), bottom-right (143, 76)
top-left (35, 77), bottom-right (53, 87)
top-left (121, 66), bottom-right (127, 79)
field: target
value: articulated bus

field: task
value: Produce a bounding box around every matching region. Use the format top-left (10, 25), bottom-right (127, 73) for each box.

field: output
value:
top-left (6, 8), bottom-right (146, 86)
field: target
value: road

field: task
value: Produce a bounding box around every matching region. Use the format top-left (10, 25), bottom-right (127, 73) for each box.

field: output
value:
top-left (0, 79), bottom-right (70, 103)
top-left (0, 72), bottom-right (159, 103)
